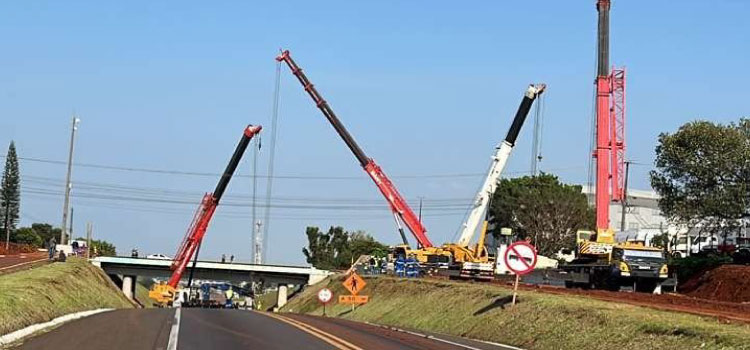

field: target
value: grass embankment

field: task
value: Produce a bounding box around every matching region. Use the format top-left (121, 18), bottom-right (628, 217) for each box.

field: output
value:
top-left (0, 258), bottom-right (134, 335)
top-left (283, 276), bottom-right (750, 350)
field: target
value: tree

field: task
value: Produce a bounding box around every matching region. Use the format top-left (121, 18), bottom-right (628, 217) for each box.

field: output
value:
top-left (2, 141), bottom-right (20, 249)
top-left (650, 119), bottom-right (750, 239)
top-left (302, 226), bottom-right (388, 270)
top-left (11, 227), bottom-right (42, 247)
top-left (489, 173), bottom-right (595, 256)
top-left (84, 238), bottom-right (116, 256)
top-left (29, 223), bottom-right (61, 245)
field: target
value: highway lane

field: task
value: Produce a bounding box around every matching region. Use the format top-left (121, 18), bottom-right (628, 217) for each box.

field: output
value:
top-left (15, 309), bottom-right (517, 350)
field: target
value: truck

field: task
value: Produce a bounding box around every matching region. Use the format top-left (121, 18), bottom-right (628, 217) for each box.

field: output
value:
top-left (561, 231), bottom-right (668, 292)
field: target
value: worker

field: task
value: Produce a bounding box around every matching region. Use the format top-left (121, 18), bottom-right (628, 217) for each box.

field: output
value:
top-left (395, 256), bottom-right (406, 277)
top-left (405, 255), bottom-right (418, 278)
top-left (47, 237), bottom-right (56, 261)
top-left (230, 254), bottom-right (235, 263)
top-left (221, 254), bottom-right (226, 263)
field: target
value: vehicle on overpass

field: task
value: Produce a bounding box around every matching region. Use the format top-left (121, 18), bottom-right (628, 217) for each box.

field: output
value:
top-left (149, 125), bottom-right (262, 306)
top-left (146, 254), bottom-right (172, 260)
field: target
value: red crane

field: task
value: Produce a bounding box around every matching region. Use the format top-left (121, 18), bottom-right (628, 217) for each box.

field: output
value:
top-left (594, 0), bottom-right (626, 236)
top-left (150, 125), bottom-right (262, 304)
top-left (276, 50), bottom-right (433, 248)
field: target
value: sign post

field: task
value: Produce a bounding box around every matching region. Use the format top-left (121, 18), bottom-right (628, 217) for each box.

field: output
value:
top-left (317, 288), bottom-right (333, 316)
top-left (503, 241), bottom-right (538, 306)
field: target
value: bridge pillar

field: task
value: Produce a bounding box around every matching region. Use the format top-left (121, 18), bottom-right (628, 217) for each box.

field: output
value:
top-left (276, 284), bottom-right (289, 309)
top-left (122, 275), bottom-right (136, 300)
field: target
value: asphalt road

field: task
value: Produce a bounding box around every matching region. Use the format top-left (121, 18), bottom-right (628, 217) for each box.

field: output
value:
top-left (15, 309), bottom-right (516, 350)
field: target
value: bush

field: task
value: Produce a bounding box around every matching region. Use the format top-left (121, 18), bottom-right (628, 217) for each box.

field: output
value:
top-left (668, 255), bottom-right (732, 282)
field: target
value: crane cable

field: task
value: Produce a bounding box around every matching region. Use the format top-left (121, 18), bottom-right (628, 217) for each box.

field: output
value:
top-left (261, 57), bottom-right (283, 263)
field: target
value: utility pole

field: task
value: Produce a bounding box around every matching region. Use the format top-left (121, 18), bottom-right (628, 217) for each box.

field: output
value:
top-left (60, 116), bottom-right (80, 245)
top-left (86, 222), bottom-right (92, 259)
top-left (620, 161), bottom-right (630, 232)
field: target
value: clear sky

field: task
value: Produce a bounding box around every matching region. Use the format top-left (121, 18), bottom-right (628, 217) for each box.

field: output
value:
top-left (1, 1), bottom-right (748, 265)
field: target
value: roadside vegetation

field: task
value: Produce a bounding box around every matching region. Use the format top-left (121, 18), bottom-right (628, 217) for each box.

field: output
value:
top-left (283, 275), bottom-right (750, 350)
top-left (0, 258), bottom-right (133, 335)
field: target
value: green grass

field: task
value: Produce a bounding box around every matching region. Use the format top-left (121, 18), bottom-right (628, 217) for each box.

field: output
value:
top-left (283, 276), bottom-right (750, 350)
top-left (0, 258), bottom-right (134, 335)
top-left (134, 281), bottom-right (154, 308)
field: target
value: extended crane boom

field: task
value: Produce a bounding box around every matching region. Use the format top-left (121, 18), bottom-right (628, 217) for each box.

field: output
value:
top-left (150, 125), bottom-right (262, 304)
top-left (456, 84), bottom-right (545, 247)
top-left (276, 50), bottom-right (433, 248)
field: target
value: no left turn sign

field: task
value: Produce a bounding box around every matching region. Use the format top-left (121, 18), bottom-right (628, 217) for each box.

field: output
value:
top-left (504, 241), bottom-right (538, 275)
top-left (317, 288), bottom-right (333, 304)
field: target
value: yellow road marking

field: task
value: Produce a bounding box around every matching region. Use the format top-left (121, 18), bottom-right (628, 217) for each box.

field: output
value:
top-left (258, 312), bottom-right (363, 350)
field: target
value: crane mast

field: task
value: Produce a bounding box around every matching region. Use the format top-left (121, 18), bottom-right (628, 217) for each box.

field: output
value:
top-left (456, 84), bottom-right (545, 247)
top-left (153, 125), bottom-right (261, 300)
top-left (594, 0), bottom-right (626, 238)
top-left (276, 50), bottom-right (433, 248)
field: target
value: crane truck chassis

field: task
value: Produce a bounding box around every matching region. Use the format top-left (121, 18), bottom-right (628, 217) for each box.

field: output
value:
top-left (560, 231), bottom-right (668, 292)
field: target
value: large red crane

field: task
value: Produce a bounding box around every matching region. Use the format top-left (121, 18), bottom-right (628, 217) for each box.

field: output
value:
top-left (276, 50), bottom-right (433, 248)
top-left (594, 0), bottom-right (626, 238)
top-left (150, 125), bottom-right (262, 304)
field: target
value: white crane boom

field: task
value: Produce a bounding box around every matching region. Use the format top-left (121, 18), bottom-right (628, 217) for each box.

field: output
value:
top-left (456, 84), bottom-right (545, 247)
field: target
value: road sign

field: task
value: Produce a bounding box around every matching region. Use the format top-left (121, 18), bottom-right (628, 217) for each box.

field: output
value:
top-left (504, 241), bottom-right (538, 275)
top-left (339, 295), bottom-right (369, 304)
top-left (342, 273), bottom-right (366, 295)
top-left (317, 288), bottom-right (333, 304)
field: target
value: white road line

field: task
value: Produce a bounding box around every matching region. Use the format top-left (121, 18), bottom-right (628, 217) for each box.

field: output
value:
top-left (167, 308), bottom-right (181, 350)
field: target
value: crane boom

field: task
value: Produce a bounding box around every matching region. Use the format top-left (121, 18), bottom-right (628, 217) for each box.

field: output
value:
top-left (456, 84), bottom-right (545, 247)
top-left (276, 50), bottom-right (433, 248)
top-left (167, 125), bottom-right (262, 287)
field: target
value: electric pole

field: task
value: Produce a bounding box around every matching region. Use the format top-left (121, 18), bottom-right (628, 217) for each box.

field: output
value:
top-left (86, 222), bottom-right (92, 259)
top-left (61, 116), bottom-right (80, 245)
top-left (620, 161), bottom-right (630, 232)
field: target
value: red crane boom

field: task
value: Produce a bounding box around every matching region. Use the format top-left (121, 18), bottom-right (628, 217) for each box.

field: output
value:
top-left (167, 125), bottom-right (262, 287)
top-left (276, 50), bottom-right (433, 248)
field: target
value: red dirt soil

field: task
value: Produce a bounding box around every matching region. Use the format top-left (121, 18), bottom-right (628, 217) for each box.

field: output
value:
top-left (679, 265), bottom-right (750, 303)
top-left (0, 242), bottom-right (37, 255)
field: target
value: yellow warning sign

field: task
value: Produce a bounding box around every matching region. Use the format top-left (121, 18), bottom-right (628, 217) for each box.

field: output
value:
top-left (339, 295), bottom-right (369, 304)
top-left (342, 273), bottom-right (366, 295)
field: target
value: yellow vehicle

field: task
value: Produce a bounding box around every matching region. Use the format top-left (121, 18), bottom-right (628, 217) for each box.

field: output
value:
top-left (561, 230), bottom-right (668, 292)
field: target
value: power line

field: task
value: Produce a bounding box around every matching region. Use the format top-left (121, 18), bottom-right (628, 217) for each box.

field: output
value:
top-left (8, 155), bottom-right (587, 181)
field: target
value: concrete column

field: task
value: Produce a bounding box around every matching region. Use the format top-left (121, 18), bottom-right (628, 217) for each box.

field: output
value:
top-left (122, 275), bottom-right (135, 300)
top-left (277, 284), bottom-right (288, 309)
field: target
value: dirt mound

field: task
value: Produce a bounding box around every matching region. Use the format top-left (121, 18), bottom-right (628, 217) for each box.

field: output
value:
top-left (679, 265), bottom-right (750, 303)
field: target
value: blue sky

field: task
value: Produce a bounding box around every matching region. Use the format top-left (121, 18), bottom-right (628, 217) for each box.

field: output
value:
top-left (1, 1), bottom-right (748, 265)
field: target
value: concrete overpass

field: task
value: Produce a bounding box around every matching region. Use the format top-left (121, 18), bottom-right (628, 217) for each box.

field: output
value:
top-left (92, 256), bottom-right (332, 307)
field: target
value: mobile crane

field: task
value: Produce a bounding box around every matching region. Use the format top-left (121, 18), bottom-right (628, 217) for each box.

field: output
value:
top-left (449, 84), bottom-right (545, 279)
top-left (560, 0), bottom-right (667, 292)
top-left (277, 50), bottom-right (544, 280)
top-left (149, 125), bottom-right (262, 305)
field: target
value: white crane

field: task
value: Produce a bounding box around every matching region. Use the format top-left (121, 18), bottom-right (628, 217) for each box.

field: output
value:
top-left (456, 84), bottom-right (546, 247)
